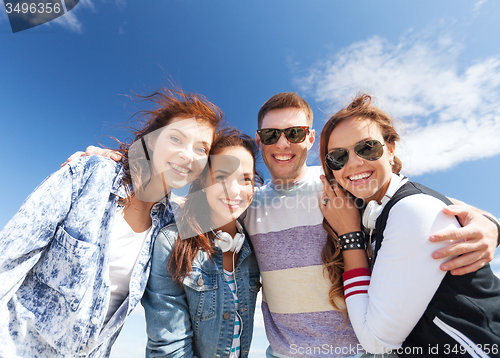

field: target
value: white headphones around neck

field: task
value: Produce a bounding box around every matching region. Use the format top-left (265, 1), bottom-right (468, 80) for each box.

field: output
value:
top-left (213, 220), bottom-right (245, 253)
top-left (362, 173), bottom-right (407, 230)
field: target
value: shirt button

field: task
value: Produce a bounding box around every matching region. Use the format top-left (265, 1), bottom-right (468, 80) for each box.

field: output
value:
top-left (197, 277), bottom-right (204, 286)
top-left (91, 316), bottom-right (99, 325)
top-left (223, 312), bottom-right (231, 320)
top-left (70, 298), bottom-right (79, 310)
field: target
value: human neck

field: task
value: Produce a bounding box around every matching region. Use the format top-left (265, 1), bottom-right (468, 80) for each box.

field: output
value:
top-left (122, 195), bottom-right (155, 233)
top-left (135, 174), bottom-right (172, 203)
top-left (366, 176), bottom-right (392, 205)
top-left (270, 165), bottom-right (309, 186)
top-left (214, 219), bottom-right (238, 237)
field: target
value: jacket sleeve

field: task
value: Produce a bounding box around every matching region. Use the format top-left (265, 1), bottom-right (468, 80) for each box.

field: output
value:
top-left (0, 164), bottom-right (74, 304)
top-left (343, 194), bottom-right (461, 353)
top-left (142, 225), bottom-right (198, 358)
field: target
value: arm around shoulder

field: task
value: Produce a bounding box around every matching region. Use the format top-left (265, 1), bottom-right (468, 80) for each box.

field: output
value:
top-left (431, 203), bottom-right (499, 275)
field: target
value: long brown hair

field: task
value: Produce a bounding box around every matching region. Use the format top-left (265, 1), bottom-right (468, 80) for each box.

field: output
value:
top-left (319, 93), bottom-right (402, 311)
top-left (115, 87), bottom-right (224, 201)
top-left (168, 127), bottom-right (263, 284)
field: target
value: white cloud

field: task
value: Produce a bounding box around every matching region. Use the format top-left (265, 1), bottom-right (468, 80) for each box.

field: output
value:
top-left (80, 0), bottom-right (96, 11)
top-left (50, 0), bottom-right (96, 33)
top-left (52, 9), bottom-right (83, 33)
top-left (295, 35), bottom-right (500, 176)
top-left (474, 0), bottom-right (489, 12)
top-left (30, 0), bottom-right (116, 33)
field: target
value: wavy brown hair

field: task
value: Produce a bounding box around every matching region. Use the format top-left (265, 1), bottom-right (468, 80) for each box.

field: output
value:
top-left (114, 87), bottom-right (224, 202)
top-left (168, 127), bottom-right (263, 284)
top-left (319, 93), bottom-right (402, 312)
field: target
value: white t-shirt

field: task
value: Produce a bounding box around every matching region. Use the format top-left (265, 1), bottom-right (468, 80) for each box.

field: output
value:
top-left (105, 209), bottom-right (152, 322)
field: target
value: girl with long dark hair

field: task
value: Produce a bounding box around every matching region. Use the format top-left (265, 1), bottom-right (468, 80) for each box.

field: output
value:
top-left (142, 128), bottom-right (262, 358)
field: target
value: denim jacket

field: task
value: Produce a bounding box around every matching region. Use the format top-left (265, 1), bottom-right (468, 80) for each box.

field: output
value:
top-left (142, 223), bottom-right (261, 358)
top-left (0, 156), bottom-right (174, 358)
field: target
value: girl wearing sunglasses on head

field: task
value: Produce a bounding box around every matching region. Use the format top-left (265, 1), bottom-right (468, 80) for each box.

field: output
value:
top-left (0, 88), bottom-right (223, 358)
top-left (319, 94), bottom-right (500, 357)
top-left (142, 128), bottom-right (262, 358)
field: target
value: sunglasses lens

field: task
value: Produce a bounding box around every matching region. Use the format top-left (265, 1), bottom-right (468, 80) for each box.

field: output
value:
top-left (259, 129), bottom-right (280, 145)
top-left (355, 140), bottom-right (384, 160)
top-left (258, 127), bottom-right (308, 145)
top-left (325, 140), bottom-right (384, 171)
top-left (284, 127), bottom-right (307, 143)
top-left (326, 149), bottom-right (348, 171)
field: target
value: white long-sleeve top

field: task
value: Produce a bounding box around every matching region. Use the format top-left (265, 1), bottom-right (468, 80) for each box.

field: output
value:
top-left (343, 192), bottom-right (460, 354)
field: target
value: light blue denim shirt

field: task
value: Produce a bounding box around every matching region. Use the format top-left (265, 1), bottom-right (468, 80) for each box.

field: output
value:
top-left (142, 223), bottom-right (261, 358)
top-left (0, 156), bottom-right (174, 358)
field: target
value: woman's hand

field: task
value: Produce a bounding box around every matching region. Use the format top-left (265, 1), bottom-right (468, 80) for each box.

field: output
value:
top-left (319, 175), bottom-right (361, 236)
top-left (60, 145), bottom-right (122, 167)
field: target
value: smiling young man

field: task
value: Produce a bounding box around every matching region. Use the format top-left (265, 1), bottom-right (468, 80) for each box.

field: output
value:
top-left (243, 92), bottom-right (500, 358)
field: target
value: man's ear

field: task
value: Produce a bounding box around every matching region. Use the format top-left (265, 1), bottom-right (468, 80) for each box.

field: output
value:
top-left (306, 129), bottom-right (315, 151)
top-left (255, 132), bottom-right (261, 147)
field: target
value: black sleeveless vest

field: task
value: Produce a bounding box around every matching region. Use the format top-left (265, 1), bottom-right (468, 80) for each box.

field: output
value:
top-left (374, 181), bottom-right (500, 357)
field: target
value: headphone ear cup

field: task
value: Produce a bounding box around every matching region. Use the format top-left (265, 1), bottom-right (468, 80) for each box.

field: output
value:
top-left (233, 233), bottom-right (245, 253)
top-left (213, 224), bottom-right (246, 253)
top-left (214, 231), bottom-right (233, 253)
top-left (362, 200), bottom-right (384, 230)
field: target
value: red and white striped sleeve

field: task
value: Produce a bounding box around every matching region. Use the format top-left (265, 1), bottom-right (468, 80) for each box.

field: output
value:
top-left (342, 267), bottom-right (371, 300)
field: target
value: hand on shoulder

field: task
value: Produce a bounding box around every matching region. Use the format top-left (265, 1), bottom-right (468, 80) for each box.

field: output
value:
top-left (61, 145), bottom-right (122, 167)
top-left (430, 204), bottom-right (499, 275)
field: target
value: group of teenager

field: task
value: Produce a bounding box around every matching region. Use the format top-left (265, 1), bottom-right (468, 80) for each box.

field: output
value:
top-left (0, 87), bottom-right (499, 358)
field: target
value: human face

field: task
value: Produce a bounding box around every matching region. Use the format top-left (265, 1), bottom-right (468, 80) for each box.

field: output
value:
top-left (203, 146), bottom-right (255, 228)
top-left (256, 108), bottom-right (315, 184)
top-left (327, 118), bottom-right (395, 203)
top-left (150, 117), bottom-right (213, 190)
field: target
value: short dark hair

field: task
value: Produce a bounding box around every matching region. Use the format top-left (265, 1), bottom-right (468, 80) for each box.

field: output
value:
top-left (257, 92), bottom-right (313, 129)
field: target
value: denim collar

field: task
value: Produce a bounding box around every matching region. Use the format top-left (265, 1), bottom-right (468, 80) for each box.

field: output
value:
top-left (111, 162), bottom-right (173, 219)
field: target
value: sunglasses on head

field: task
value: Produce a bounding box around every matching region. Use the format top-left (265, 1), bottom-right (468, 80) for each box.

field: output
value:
top-left (257, 126), bottom-right (310, 145)
top-left (325, 139), bottom-right (385, 171)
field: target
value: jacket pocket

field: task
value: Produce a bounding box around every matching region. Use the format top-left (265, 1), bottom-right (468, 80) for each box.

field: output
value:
top-left (33, 226), bottom-right (99, 311)
top-left (184, 268), bottom-right (218, 321)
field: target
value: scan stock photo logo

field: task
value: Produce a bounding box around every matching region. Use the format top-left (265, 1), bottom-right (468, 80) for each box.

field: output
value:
top-left (3, 0), bottom-right (78, 33)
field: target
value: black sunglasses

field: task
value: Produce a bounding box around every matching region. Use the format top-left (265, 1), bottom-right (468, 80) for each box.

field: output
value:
top-left (257, 126), bottom-right (310, 145)
top-left (325, 139), bottom-right (385, 171)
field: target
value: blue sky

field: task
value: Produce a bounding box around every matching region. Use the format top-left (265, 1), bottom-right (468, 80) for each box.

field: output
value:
top-left (1, 1), bottom-right (500, 356)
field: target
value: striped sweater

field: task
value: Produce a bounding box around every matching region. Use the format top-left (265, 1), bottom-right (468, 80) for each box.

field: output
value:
top-left (244, 166), bottom-right (360, 358)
